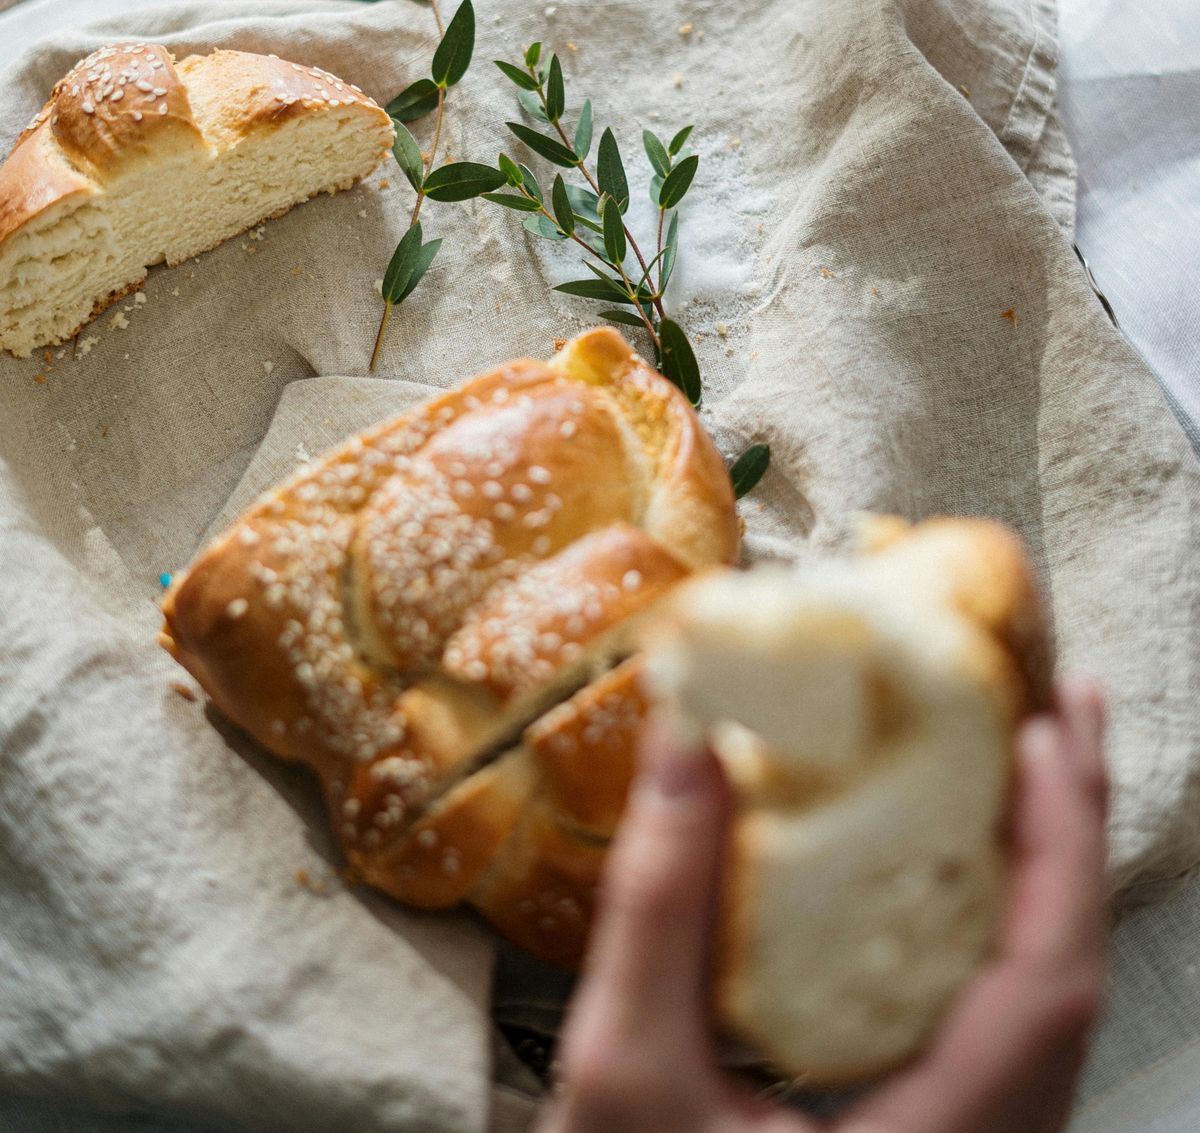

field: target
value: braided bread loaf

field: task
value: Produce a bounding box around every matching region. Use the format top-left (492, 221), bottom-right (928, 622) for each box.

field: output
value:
top-left (161, 328), bottom-right (739, 967)
top-left (0, 43), bottom-right (393, 357)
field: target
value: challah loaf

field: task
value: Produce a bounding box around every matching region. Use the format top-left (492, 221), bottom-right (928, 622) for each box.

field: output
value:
top-left (0, 43), bottom-right (394, 357)
top-left (647, 515), bottom-right (1050, 1083)
top-left (161, 327), bottom-right (739, 968)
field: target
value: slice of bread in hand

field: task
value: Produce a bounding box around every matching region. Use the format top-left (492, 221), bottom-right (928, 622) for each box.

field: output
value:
top-left (0, 44), bottom-right (394, 357)
top-left (647, 516), bottom-right (1050, 1084)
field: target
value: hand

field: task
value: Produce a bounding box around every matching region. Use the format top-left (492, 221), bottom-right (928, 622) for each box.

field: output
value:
top-left (538, 678), bottom-right (1109, 1133)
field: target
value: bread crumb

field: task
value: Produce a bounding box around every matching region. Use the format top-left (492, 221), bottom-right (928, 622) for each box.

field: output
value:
top-left (553, 337), bottom-right (567, 351)
top-left (679, 22), bottom-right (693, 36)
top-left (110, 311), bottom-right (129, 330)
top-left (566, 42), bottom-right (578, 52)
top-left (295, 868), bottom-right (329, 896)
top-left (716, 322), bottom-right (729, 338)
top-left (959, 84), bottom-right (971, 98)
top-left (378, 179), bottom-right (390, 189)
top-left (358, 209), bottom-right (368, 219)
top-left (54, 349), bottom-right (65, 359)
top-left (292, 266), bottom-right (304, 278)
top-left (263, 360), bottom-right (275, 375)
top-left (133, 292), bottom-right (147, 306)
top-left (727, 136), bottom-right (742, 150)
top-left (819, 267), bottom-right (835, 279)
top-left (172, 287), bottom-right (180, 297)
top-left (100, 425), bottom-right (109, 438)
top-left (171, 682), bottom-right (197, 702)
top-left (77, 334), bottom-right (99, 357)
top-left (1000, 308), bottom-right (1018, 325)
top-left (33, 373), bottom-right (46, 384)
top-left (674, 72), bottom-right (684, 89)
top-left (295, 442), bottom-right (310, 464)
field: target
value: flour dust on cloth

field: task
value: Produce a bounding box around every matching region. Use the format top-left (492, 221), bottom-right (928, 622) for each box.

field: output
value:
top-left (0, 0), bottom-right (1197, 1132)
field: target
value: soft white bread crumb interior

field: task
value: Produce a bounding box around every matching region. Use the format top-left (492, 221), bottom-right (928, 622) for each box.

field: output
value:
top-left (0, 51), bottom-right (391, 357)
top-left (647, 556), bottom-right (1013, 1082)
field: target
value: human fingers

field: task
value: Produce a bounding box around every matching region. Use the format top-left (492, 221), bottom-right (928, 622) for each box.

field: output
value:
top-left (837, 680), bottom-right (1109, 1133)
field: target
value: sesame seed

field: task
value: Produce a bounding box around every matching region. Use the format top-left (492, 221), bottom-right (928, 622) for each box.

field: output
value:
top-left (342, 798), bottom-right (360, 818)
top-left (559, 420), bottom-right (577, 438)
top-left (417, 828), bottom-right (438, 848)
top-left (157, 103), bottom-right (167, 114)
top-left (135, 79), bottom-right (152, 91)
top-left (622, 570), bottom-right (642, 591)
top-left (81, 101), bottom-right (94, 114)
top-left (482, 481), bottom-right (503, 499)
top-left (226, 598), bottom-right (249, 619)
top-left (528, 465), bottom-right (551, 484)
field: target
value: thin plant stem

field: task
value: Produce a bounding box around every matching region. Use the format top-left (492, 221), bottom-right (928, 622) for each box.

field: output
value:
top-left (531, 73), bottom-right (667, 323)
top-left (430, 0), bottom-right (444, 36)
top-left (371, 75), bottom-right (447, 371)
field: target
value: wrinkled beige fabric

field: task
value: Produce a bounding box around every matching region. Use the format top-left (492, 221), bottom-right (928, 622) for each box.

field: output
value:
top-left (0, 1), bottom-right (1196, 1130)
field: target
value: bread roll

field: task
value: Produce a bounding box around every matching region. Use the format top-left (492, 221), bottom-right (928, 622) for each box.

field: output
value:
top-left (0, 43), bottom-right (394, 357)
top-left (161, 327), bottom-right (738, 966)
top-left (646, 516), bottom-right (1050, 1083)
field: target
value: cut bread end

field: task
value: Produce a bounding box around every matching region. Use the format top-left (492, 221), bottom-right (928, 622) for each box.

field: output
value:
top-left (0, 99), bottom-right (392, 357)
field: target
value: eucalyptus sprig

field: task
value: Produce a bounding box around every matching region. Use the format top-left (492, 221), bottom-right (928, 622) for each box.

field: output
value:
top-left (370, 0), bottom-right (502, 371)
top-left (447, 43), bottom-right (769, 495)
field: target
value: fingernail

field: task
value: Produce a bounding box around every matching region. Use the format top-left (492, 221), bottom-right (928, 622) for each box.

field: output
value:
top-left (637, 712), bottom-right (709, 799)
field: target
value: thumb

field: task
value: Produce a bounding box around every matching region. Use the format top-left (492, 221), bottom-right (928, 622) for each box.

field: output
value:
top-left (562, 716), bottom-right (732, 1070)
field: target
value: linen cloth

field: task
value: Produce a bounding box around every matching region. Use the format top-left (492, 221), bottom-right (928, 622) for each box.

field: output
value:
top-left (0, 1), bottom-right (1197, 1131)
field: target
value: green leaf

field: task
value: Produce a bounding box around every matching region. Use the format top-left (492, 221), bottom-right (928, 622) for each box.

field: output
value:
top-left (555, 277), bottom-right (631, 302)
top-left (659, 154), bottom-right (699, 210)
top-left (507, 122), bottom-right (581, 167)
top-left (598, 308), bottom-right (650, 329)
top-left (658, 317), bottom-right (702, 405)
top-left (586, 262), bottom-right (653, 305)
top-left (551, 174), bottom-right (575, 237)
top-left (387, 79), bottom-right (439, 122)
top-left (498, 153), bottom-right (523, 186)
top-left (524, 214), bottom-right (566, 240)
top-left (431, 0), bottom-right (475, 88)
top-left (730, 443), bottom-right (770, 499)
top-left (517, 88), bottom-right (550, 123)
top-left (482, 192), bottom-right (543, 212)
top-left (601, 195), bottom-right (626, 264)
top-left (596, 128), bottom-right (629, 213)
top-left (397, 237), bottom-right (442, 301)
top-left (662, 211), bottom-right (680, 289)
top-left (546, 55), bottom-right (565, 123)
top-left (574, 99), bottom-right (594, 160)
top-left (518, 164), bottom-right (542, 203)
top-left (525, 42), bottom-right (542, 68)
top-left (649, 172), bottom-right (664, 206)
top-left (494, 60), bottom-right (539, 90)
top-left (564, 184), bottom-right (600, 224)
top-left (422, 161), bottom-right (506, 201)
top-left (643, 129), bottom-right (671, 178)
top-left (382, 223), bottom-right (425, 302)
top-left (634, 245), bottom-right (669, 293)
top-left (392, 121), bottom-right (424, 192)
top-left (668, 124), bottom-right (694, 156)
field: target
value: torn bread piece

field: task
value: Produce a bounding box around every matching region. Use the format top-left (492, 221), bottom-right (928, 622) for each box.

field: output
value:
top-left (646, 516), bottom-right (1050, 1083)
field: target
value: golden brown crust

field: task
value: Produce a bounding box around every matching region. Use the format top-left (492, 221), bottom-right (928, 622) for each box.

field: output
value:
top-left (0, 119), bottom-right (92, 248)
top-left (162, 329), bottom-right (737, 966)
top-left (47, 44), bottom-right (205, 175)
top-left (468, 797), bottom-right (606, 970)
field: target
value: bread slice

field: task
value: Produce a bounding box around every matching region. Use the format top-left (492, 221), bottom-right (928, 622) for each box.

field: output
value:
top-left (647, 517), bottom-right (1050, 1083)
top-left (0, 43), bottom-right (394, 357)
